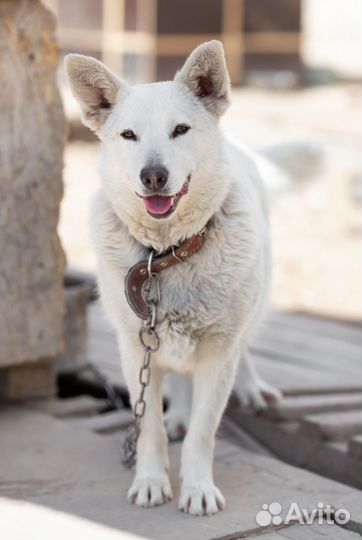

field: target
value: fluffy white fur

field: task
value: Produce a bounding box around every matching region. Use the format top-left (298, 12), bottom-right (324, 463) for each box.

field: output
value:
top-left (65, 41), bottom-right (282, 516)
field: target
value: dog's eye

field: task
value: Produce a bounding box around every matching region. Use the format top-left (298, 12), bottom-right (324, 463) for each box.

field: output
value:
top-left (172, 124), bottom-right (190, 138)
top-left (121, 129), bottom-right (137, 141)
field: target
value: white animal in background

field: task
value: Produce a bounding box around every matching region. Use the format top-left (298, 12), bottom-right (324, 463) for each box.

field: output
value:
top-left (65, 41), bottom-right (289, 516)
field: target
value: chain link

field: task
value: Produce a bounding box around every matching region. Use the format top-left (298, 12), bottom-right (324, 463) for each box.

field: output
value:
top-left (121, 251), bottom-right (160, 468)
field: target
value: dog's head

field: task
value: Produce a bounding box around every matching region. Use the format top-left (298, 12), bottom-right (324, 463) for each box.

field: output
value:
top-left (65, 41), bottom-right (231, 243)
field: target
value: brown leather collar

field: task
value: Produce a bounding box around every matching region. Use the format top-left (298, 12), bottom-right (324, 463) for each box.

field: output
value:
top-left (124, 226), bottom-right (208, 320)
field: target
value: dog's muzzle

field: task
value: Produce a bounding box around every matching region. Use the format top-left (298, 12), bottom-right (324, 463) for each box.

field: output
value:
top-left (137, 176), bottom-right (191, 219)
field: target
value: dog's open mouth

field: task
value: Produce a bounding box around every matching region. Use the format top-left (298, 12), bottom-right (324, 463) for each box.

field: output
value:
top-left (141, 176), bottom-right (190, 219)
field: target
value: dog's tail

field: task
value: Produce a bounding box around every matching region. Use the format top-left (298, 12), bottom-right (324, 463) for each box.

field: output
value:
top-left (260, 140), bottom-right (324, 181)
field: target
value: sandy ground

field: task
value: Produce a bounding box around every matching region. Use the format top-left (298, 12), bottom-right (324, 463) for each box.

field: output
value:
top-left (58, 84), bottom-right (360, 320)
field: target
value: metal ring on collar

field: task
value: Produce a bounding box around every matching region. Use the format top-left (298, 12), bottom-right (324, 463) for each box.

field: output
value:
top-left (139, 326), bottom-right (160, 352)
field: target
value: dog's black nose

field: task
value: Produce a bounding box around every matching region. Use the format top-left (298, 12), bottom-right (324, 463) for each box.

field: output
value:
top-left (140, 166), bottom-right (169, 191)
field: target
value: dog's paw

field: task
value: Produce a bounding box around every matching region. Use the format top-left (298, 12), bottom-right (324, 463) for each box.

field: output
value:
top-left (127, 475), bottom-right (173, 507)
top-left (235, 377), bottom-right (282, 411)
top-left (165, 409), bottom-right (188, 441)
top-left (178, 481), bottom-right (225, 516)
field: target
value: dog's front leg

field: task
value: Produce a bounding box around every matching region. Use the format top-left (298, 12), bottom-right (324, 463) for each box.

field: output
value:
top-left (121, 340), bottom-right (172, 507)
top-left (179, 342), bottom-right (238, 516)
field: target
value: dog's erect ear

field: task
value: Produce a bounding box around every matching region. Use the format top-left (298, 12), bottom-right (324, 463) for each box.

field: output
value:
top-left (64, 54), bottom-right (127, 133)
top-left (175, 40), bottom-right (230, 116)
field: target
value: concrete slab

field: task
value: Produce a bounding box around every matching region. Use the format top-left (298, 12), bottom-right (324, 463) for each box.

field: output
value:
top-left (0, 407), bottom-right (361, 540)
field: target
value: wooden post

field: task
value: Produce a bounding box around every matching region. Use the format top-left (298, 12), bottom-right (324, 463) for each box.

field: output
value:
top-left (137, 0), bottom-right (158, 82)
top-left (102, 0), bottom-right (125, 75)
top-left (0, 0), bottom-right (65, 399)
top-left (222, 0), bottom-right (245, 85)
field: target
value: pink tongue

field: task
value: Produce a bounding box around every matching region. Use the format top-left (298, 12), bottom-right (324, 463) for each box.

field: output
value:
top-left (144, 195), bottom-right (174, 215)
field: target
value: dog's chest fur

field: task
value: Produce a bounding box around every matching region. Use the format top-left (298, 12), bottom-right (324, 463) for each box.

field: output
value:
top-left (92, 187), bottom-right (269, 373)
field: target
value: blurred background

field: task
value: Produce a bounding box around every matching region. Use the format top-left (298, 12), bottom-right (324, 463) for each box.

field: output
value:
top-left (44, 0), bottom-right (360, 320)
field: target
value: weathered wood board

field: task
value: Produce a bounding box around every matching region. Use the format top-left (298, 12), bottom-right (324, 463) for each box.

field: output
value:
top-left (29, 395), bottom-right (106, 418)
top-left (0, 0), bottom-right (66, 401)
top-left (264, 393), bottom-right (362, 421)
top-left (228, 310), bottom-right (361, 489)
top-left (300, 410), bottom-right (362, 441)
top-left (0, 0), bottom-right (65, 373)
top-left (1, 405), bottom-right (361, 540)
top-left (86, 302), bottom-right (361, 395)
top-left (85, 301), bottom-right (361, 490)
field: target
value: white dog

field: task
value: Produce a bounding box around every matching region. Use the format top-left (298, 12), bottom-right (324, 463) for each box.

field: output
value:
top-left (65, 41), bottom-right (283, 516)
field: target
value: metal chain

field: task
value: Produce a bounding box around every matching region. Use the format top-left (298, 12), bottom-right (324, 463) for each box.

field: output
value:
top-left (121, 250), bottom-right (160, 468)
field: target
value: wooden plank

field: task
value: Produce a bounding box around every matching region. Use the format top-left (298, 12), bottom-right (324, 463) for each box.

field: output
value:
top-left (219, 415), bottom-right (273, 456)
top-left (29, 396), bottom-right (106, 418)
top-left (253, 354), bottom-right (362, 395)
top-left (156, 34), bottom-right (220, 55)
top-left (251, 338), bottom-right (361, 379)
top-left (137, 0), bottom-right (157, 82)
top-left (348, 435), bottom-right (362, 460)
top-left (263, 393), bottom-right (362, 421)
top-left (300, 411), bottom-right (362, 441)
top-left (273, 522), bottom-right (360, 539)
top-left (227, 404), bottom-right (362, 489)
top-left (0, 359), bottom-right (55, 401)
top-left (2, 408), bottom-right (361, 540)
top-left (252, 311), bottom-right (360, 397)
top-left (102, 0), bottom-right (125, 74)
top-left (69, 409), bottom-right (133, 434)
top-left (252, 322), bottom-right (360, 375)
top-left (327, 441), bottom-right (348, 455)
top-left (88, 301), bottom-right (361, 396)
top-left (281, 387), bottom-right (362, 397)
top-left (155, 31), bottom-right (301, 57)
top-left (222, 0), bottom-right (245, 83)
top-left (266, 312), bottom-right (360, 345)
top-left (58, 28), bottom-right (153, 55)
top-left (244, 31), bottom-right (300, 53)
top-left (253, 324), bottom-right (360, 365)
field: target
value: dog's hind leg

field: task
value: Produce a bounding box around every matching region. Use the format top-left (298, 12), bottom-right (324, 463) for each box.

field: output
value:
top-left (121, 339), bottom-right (172, 507)
top-left (234, 347), bottom-right (282, 410)
top-left (164, 373), bottom-right (192, 440)
top-left (178, 340), bottom-right (239, 516)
